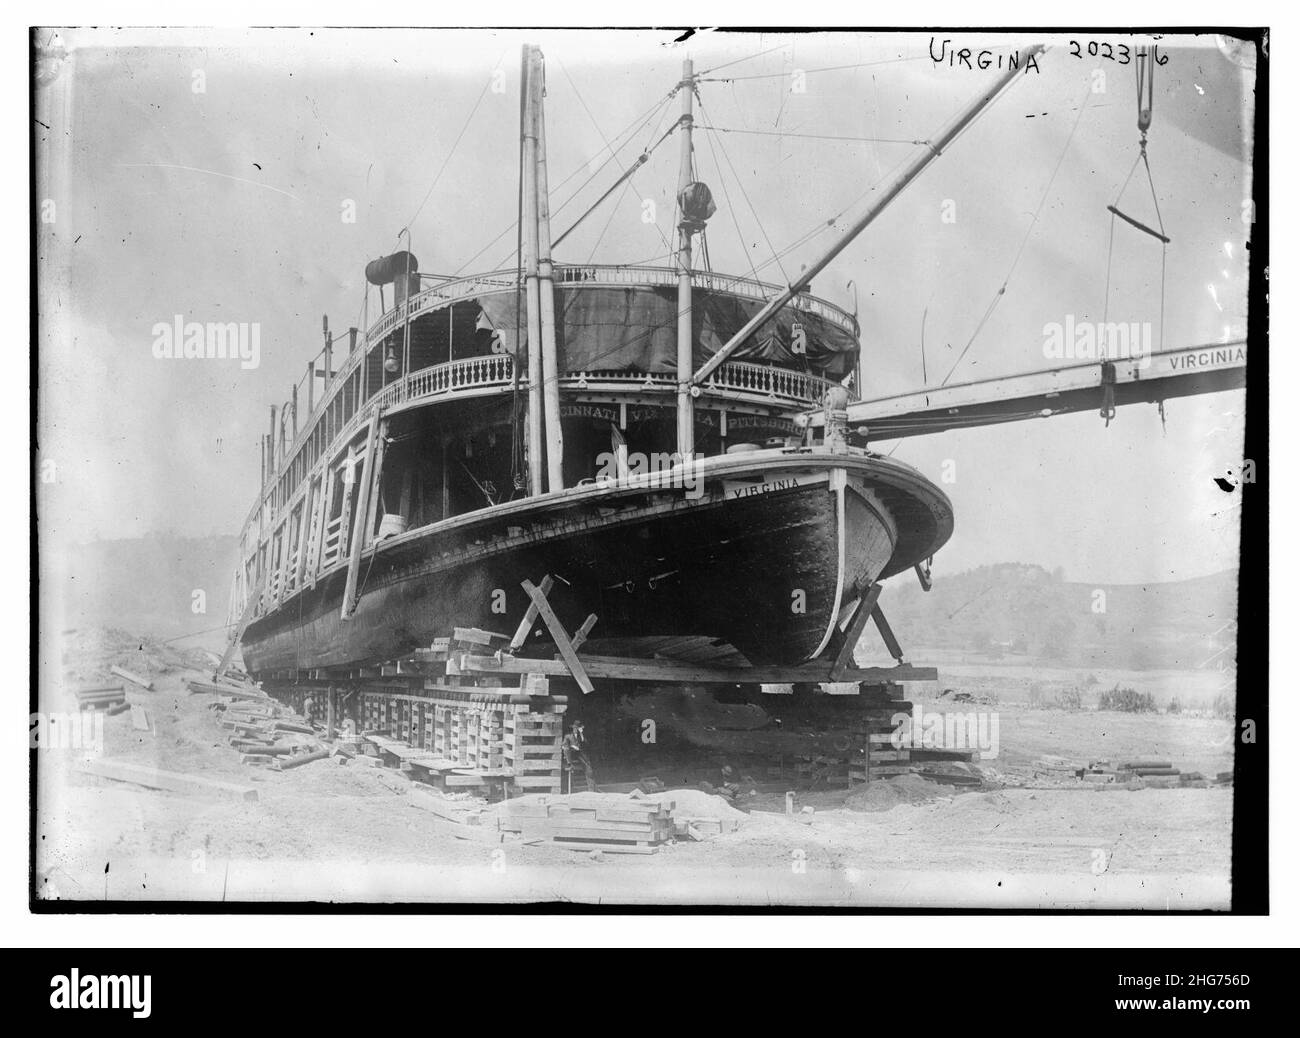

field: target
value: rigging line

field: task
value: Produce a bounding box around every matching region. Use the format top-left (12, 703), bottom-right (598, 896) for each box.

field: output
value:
top-left (554, 118), bottom-right (681, 250)
top-left (697, 42), bottom-right (792, 77)
top-left (701, 56), bottom-right (926, 82)
top-left (1102, 212), bottom-right (1118, 325)
top-left (699, 125), bottom-right (928, 145)
top-left (484, 79), bottom-right (677, 272)
top-left (699, 102), bottom-right (765, 286)
top-left (160, 622), bottom-right (237, 643)
top-left (749, 150), bottom-right (916, 279)
top-left (454, 89), bottom-right (676, 276)
top-left (1111, 150), bottom-right (1143, 208)
top-left (586, 180), bottom-right (633, 264)
top-left (558, 57), bottom-right (674, 257)
top-left (403, 57), bottom-right (502, 233)
top-left (1140, 149), bottom-right (1167, 236)
top-left (698, 97), bottom-right (789, 286)
top-left (941, 84), bottom-right (1095, 388)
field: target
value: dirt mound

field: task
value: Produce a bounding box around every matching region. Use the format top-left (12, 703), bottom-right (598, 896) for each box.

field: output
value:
top-left (843, 774), bottom-right (938, 813)
top-left (644, 789), bottom-right (749, 821)
top-left (60, 627), bottom-right (215, 684)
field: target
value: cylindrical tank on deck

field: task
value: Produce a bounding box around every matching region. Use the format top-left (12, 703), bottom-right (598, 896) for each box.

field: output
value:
top-left (365, 251), bottom-right (420, 286)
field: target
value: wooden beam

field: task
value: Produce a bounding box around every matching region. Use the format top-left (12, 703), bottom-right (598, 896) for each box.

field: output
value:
top-left (360, 419), bottom-right (390, 552)
top-left (509, 574), bottom-right (555, 650)
top-left (830, 584), bottom-right (882, 680)
top-left (455, 651), bottom-right (935, 686)
top-left (871, 603), bottom-right (905, 663)
top-left (521, 579), bottom-right (594, 694)
top-left (109, 665), bottom-right (153, 691)
top-left (78, 758), bottom-right (258, 801)
top-left (341, 410), bottom-right (384, 621)
top-left (570, 614), bottom-right (598, 652)
top-left (213, 571), bottom-right (265, 682)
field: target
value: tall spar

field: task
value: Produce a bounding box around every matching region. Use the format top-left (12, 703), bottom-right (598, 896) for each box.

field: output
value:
top-left (674, 58), bottom-right (696, 459)
top-left (520, 46), bottom-right (545, 495)
top-left (534, 48), bottom-right (565, 492)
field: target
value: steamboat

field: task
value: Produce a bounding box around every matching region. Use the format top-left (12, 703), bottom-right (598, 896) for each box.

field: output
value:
top-left (223, 44), bottom-right (1051, 682)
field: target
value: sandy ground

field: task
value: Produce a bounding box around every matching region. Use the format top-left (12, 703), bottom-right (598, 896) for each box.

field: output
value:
top-left (33, 663), bottom-right (1235, 909)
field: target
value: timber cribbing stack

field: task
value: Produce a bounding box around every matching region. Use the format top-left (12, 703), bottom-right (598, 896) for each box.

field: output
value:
top-left (261, 627), bottom-right (567, 799)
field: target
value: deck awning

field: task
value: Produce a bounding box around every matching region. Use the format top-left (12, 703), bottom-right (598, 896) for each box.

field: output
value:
top-left (474, 284), bottom-right (858, 379)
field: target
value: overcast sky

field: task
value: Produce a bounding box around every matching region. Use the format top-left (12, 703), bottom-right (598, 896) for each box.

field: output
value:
top-left (36, 28), bottom-right (1254, 584)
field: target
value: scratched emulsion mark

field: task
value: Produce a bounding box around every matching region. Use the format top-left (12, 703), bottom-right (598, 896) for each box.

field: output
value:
top-left (115, 163), bottom-right (301, 202)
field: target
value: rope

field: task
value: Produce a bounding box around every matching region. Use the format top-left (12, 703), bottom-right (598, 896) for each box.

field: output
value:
top-left (696, 43), bottom-right (792, 77)
top-left (402, 57), bottom-right (501, 234)
top-left (699, 125), bottom-right (927, 146)
top-left (941, 84), bottom-right (1095, 388)
top-left (558, 57), bottom-right (674, 258)
top-left (454, 88), bottom-right (675, 276)
top-left (700, 56), bottom-right (926, 82)
top-left (553, 118), bottom-right (680, 249)
top-left (698, 96), bottom-right (789, 286)
top-left (1101, 49), bottom-right (1169, 356)
top-left (699, 103), bottom-right (765, 286)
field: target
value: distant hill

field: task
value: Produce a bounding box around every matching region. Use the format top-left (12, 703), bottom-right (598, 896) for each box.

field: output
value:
top-left (55, 534), bottom-right (241, 650)
top-left (882, 562), bottom-right (1238, 670)
top-left (48, 537), bottom-right (1239, 671)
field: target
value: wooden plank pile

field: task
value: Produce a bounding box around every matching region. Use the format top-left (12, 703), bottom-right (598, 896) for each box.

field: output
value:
top-left (71, 683), bottom-right (127, 711)
top-left (496, 792), bottom-right (675, 853)
top-left (1035, 756), bottom-right (1232, 789)
top-left (208, 691), bottom-right (331, 771)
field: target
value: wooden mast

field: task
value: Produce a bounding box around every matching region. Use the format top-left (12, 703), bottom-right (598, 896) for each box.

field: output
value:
top-left (534, 48), bottom-right (564, 492)
top-left (674, 57), bottom-right (696, 459)
top-left (693, 43), bottom-right (1047, 388)
top-left (521, 45), bottom-right (545, 496)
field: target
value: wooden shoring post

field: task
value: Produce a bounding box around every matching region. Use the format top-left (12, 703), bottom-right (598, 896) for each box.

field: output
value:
top-left (830, 584), bottom-right (882, 680)
top-left (521, 579), bottom-right (594, 694)
top-left (213, 570), bottom-right (265, 681)
top-left (293, 481), bottom-right (314, 589)
top-left (361, 419), bottom-right (390, 551)
top-left (306, 465), bottom-right (329, 590)
top-left (509, 574), bottom-right (555, 650)
top-left (870, 600), bottom-right (906, 664)
top-left (570, 613), bottom-right (598, 652)
top-left (341, 409), bottom-right (384, 620)
top-left (325, 684), bottom-right (335, 741)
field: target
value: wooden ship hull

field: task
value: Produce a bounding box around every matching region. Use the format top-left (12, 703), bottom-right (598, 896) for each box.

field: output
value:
top-left (239, 449), bottom-right (951, 673)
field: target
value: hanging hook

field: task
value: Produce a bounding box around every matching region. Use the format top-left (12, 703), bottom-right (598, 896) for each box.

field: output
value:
top-left (1135, 46), bottom-right (1155, 139)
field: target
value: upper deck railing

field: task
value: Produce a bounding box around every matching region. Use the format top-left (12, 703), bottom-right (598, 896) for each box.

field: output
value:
top-left (247, 264), bottom-right (861, 536)
top-left (362, 263), bottom-right (860, 345)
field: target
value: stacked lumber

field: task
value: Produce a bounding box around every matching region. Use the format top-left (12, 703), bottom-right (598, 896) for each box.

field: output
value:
top-left (212, 695), bottom-right (330, 770)
top-left (1047, 758), bottom-right (1232, 789)
top-left (71, 683), bottom-right (127, 711)
top-left (187, 678), bottom-right (270, 702)
top-left (496, 792), bottom-right (675, 853)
